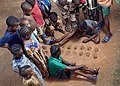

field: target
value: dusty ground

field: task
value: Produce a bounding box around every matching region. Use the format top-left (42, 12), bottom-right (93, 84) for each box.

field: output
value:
top-left (0, 0), bottom-right (120, 86)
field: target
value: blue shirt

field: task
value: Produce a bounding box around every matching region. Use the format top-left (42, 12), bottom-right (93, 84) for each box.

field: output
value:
top-left (0, 30), bottom-right (22, 47)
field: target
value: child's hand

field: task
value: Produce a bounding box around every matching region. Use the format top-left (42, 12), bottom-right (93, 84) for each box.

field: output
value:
top-left (82, 39), bottom-right (89, 43)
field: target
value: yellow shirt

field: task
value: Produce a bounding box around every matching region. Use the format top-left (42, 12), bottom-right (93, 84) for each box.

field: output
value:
top-left (97, 0), bottom-right (112, 6)
top-left (23, 75), bottom-right (42, 86)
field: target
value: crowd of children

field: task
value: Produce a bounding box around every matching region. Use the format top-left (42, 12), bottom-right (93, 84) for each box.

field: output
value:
top-left (0, 0), bottom-right (114, 86)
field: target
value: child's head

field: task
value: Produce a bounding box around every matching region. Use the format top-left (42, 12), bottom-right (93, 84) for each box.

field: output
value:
top-left (50, 45), bottom-right (61, 57)
top-left (77, 20), bottom-right (87, 31)
top-left (72, 0), bottom-right (81, 6)
top-left (19, 65), bottom-right (33, 79)
top-left (21, 2), bottom-right (33, 16)
top-left (49, 12), bottom-right (58, 23)
top-left (20, 26), bottom-right (32, 40)
top-left (26, 0), bottom-right (35, 7)
top-left (19, 18), bottom-right (31, 27)
top-left (10, 44), bottom-right (23, 59)
top-left (58, 0), bottom-right (67, 6)
top-left (6, 16), bottom-right (19, 32)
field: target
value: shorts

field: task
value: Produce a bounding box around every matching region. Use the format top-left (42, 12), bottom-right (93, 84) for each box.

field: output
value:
top-left (56, 69), bottom-right (71, 79)
top-left (97, 4), bottom-right (110, 16)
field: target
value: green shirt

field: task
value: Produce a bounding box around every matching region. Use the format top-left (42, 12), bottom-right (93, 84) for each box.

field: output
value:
top-left (48, 55), bottom-right (67, 77)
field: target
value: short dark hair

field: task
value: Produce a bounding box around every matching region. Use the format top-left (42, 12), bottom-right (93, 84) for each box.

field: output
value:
top-left (26, 0), bottom-right (35, 7)
top-left (49, 12), bottom-right (58, 21)
top-left (6, 16), bottom-right (19, 27)
top-left (10, 44), bottom-right (22, 55)
top-left (19, 65), bottom-right (31, 77)
top-left (77, 20), bottom-right (87, 30)
top-left (50, 45), bottom-right (60, 56)
top-left (19, 18), bottom-right (29, 27)
top-left (19, 26), bottom-right (32, 38)
top-left (58, 0), bottom-right (67, 6)
top-left (21, 2), bottom-right (32, 11)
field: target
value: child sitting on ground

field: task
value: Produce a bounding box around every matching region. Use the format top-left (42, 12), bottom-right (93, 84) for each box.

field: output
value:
top-left (45, 12), bottom-right (66, 40)
top-left (19, 26), bottom-right (49, 77)
top-left (48, 45), bottom-right (99, 81)
top-left (10, 44), bottom-right (44, 86)
top-left (55, 19), bottom-right (102, 45)
top-left (19, 65), bottom-right (42, 86)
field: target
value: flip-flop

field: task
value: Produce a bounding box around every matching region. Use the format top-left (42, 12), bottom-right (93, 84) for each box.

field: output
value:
top-left (102, 34), bottom-right (112, 43)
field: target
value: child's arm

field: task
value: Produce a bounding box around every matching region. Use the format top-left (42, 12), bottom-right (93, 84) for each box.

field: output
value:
top-left (83, 25), bottom-right (98, 43)
top-left (62, 58), bottom-right (75, 66)
top-left (59, 28), bottom-right (77, 45)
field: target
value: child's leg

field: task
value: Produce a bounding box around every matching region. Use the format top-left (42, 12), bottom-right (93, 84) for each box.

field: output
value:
top-left (73, 70), bottom-right (97, 80)
top-left (79, 66), bottom-right (99, 75)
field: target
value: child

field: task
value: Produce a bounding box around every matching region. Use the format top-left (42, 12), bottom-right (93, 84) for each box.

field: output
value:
top-left (19, 65), bottom-right (42, 86)
top-left (48, 45), bottom-right (99, 80)
top-left (21, 0), bottom-right (45, 39)
top-left (97, 0), bottom-right (113, 43)
top-left (10, 44), bottom-right (44, 86)
top-left (19, 26), bottom-right (49, 78)
top-left (0, 16), bottom-right (23, 49)
top-left (45, 12), bottom-right (66, 39)
top-left (55, 19), bottom-right (102, 45)
top-left (53, 0), bottom-right (77, 32)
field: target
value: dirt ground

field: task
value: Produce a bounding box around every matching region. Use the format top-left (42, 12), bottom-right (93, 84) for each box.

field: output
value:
top-left (0, 0), bottom-right (120, 86)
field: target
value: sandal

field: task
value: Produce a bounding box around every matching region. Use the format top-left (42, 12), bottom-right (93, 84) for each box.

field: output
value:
top-left (102, 34), bottom-right (112, 43)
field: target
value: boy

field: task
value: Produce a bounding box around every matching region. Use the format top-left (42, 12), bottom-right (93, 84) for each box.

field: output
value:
top-left (53, 0), bottom-right (76, 32)
top-left (48, 45), bottom-right (99, 80)
top-left (21, 0), bottom-right (45, 39)
top-left (0, 16), bottom-right (23, 49)
top-left (19, 65), bottom-right (42, 86)
top-left (47, 12), bottom-right (65, 34)
top-left (97, 0), bottom-right (113, 43)
top-left (55, 19), bottom-right (102, 45)
top-left (10, 44), bottom-right (44, 86)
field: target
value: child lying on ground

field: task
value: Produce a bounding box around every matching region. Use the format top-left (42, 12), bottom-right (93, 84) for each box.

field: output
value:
top-left (55, 19), bottom-right (102, 45)
top-left (10, 44), bottom-right (44, 86)
top-left (19, 26), bottom-right (49, 78)
top-left (48, 45), bottom-right (99, 81)
top-left (19, 65), bottom-right (42, 86)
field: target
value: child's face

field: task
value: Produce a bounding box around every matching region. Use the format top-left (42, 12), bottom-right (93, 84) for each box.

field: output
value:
top-left (26, 67), bottom-right (34, 78)
top-left (23, 33), bottom-right (31, 40)
top-left (23, 8), bottom-right (32, 16)
top-left (24, 20), bottom-right (31, 27)
top-left (14, 49), bottom-right (23, 59)
top-left (10, 23), bottom-right (19, 32)
top-left (51, 16), bottom-right (58, 23)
